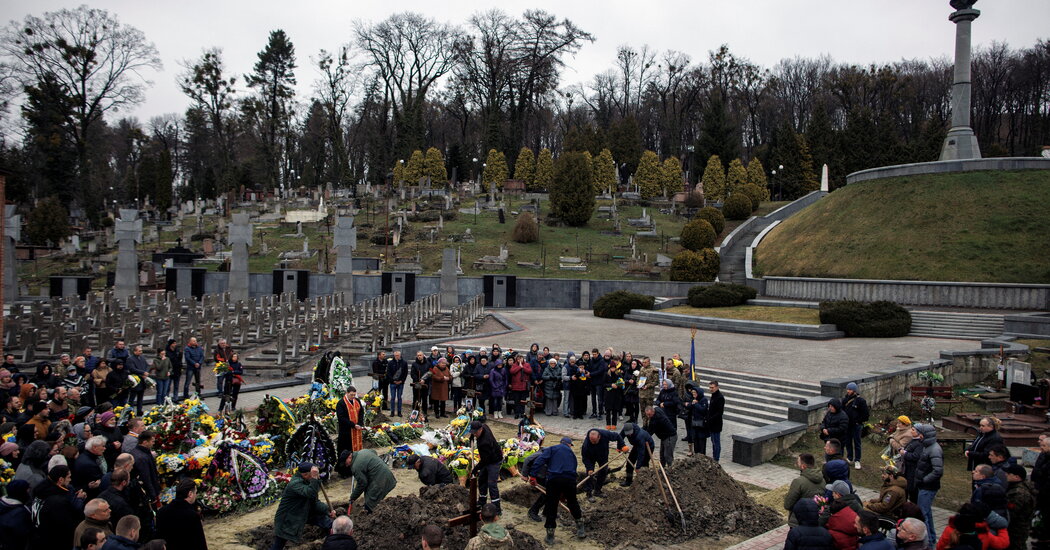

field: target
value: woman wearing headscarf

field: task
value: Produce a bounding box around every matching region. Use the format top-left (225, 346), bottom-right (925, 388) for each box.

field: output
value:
top-left (30, 363), bottom-right (59, 389)
top-left (683, 385), bottom-right (710, 456)
top-left (0, 441), bottom-right (21, 469)
top-left (429, 358), bottom-right (452, 419)
top-left (105, 360), bottom-right (130, 407)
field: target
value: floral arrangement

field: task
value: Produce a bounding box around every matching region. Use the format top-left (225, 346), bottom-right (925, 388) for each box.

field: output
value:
top-left (364, 422), bottom-right (425, 448)
top-left (813, 494), bottom-right (829, 515)
top-left (213, 361), bottom-right (230, 376)
top-left (0, 460), bottom-right (15, 485)
top-left (500, 438), bottom-right (539, 472)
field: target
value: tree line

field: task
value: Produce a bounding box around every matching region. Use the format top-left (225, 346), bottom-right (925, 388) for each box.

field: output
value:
top-left (1, 6), bottom-right (1047, 229)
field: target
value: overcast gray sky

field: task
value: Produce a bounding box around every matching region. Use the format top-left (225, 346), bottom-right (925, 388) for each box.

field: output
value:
top-left (3, 0), bottom-right (1048, 124)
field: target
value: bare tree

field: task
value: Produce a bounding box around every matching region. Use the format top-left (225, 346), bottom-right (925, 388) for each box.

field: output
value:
top-left (354, 12), bottom-right (461, 157)
top-left (315, 45), bottom-right (359, 187)
top-left (1, 5), bottom-right (161, 192)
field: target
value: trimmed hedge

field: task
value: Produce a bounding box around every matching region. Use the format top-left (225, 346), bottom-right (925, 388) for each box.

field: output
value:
top-left (740, 183), bottom-right (765, 212)
top-left (819, 300), bottom-right (912, 337)
top-left (680, 218), bottom-right (716, 251)
top-left (669, 249), bottom-right (720, 282)
top-left (687, 283), bottom-right (758, 308)
top-left (723, 193), bottom-right (752, 220)
top-left (592, 290), bottom-right (655, 319)
top-left (696, 207), bottom-right (725, 235)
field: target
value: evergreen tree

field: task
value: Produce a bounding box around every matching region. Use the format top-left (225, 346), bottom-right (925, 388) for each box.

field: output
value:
top-left (633, 150), bottom-right (662, 199)
top-left (514, 147), bottom-right (535, 187)
top-left (770, 125), bottom-right (819, 200)
top-left (700, 155), bottom-right (727, 203)
top-left (746, 158), bottom-right (770, 200)
top-left (247, 29), bottom-right (297, 189)
top-left (392, 161), bottom-right (405, 185)
top-left (26, 196), bottom-right (71, 246)
top-left (423, 147), bottom-right (448, 185)
top-left (404, 149), bottom-right (425, 185)
top-left (483, 148), bottom-right (508, 188)
top-left (593, 148), bottom-right (617, 195)
top-left (534, 148), bottom-right (554, 191)
top-left (695, 94), bottom-right (739, 168)
top-left (661, 157), bottom-right (684, 197)
top-left (550, 151), bottom-right (595, 227)
top-left (805, 105), bottom-right (836, 186)
top-left (608, 116), bottom-right (643, 183)
top-left (581, 150), bottom-right (595, 195)
top-left (155, 148), bottom-right (173, 211)
top-left (726, 158), bottom-right (748, 196)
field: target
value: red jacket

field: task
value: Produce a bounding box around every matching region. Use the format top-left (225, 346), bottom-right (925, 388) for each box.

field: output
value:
top-left (509, 361), bottom-right (532, 392)
top-left (826, 506), bottom-right (859, 550)
top-left (935, 521), bottom-right (1009, 550)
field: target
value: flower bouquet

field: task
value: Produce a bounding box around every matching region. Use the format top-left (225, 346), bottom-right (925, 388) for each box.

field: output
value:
top-left (213, 361), bottom-right (231, 376)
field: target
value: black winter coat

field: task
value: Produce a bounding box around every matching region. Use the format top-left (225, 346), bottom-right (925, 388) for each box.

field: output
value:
top-left (842, 392), bottom-right (869, 427)
top-left (416, 456), bottom-right (454, 486)
top-left (321, 534), bottom-right (359, 550)
top-left (647, 407), bottom-right (676, 439)
top-left (156, 498), bottom-right (208, 550)
top-left (819, 399), bottom-right (849, 442)
top-left (785, 498), bottom-right (836, 550)
top-left (657, 388), bottom-right (681, 418)
top-left (966, 430), bottom-right (1003, 471)
top-left (98, 485), bottom-right (135, 525)
top-left (706, 390), bottom-right (725, 433)
top-left (0, 497), bottom-right (31, 550)
top-left (474, 424), bottom-right (503, 467)
top-left (29, 480), bottom-right (84, 550)
top-left (902, 437), bottom-right (924, 495)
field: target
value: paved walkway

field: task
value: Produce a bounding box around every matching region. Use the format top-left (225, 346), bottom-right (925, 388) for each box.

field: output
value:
top-left (445, 309), bottom-right (976, 382)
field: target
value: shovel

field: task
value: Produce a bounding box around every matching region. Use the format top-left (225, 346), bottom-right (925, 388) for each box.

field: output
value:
top-left (648, 442), bottom-right (687, 531)
top-left (528, 481), bottom-right (573, 514)
top-left (576, 454), bottom-right (624, 490)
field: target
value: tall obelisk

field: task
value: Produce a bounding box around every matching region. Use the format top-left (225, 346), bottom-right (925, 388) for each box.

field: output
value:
top-left (940, 0), bottom-right (982, 161)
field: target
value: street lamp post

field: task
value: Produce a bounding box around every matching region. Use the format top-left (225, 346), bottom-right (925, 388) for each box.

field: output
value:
top-left (777, 164), bottom-right (784, 201)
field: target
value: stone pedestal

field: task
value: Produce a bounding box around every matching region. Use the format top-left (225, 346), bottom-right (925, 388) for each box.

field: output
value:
top-left (440, 248), bottom-right (458, 308)
top-left (228, 213), bottom-right (252, 301)
top-left (940, 6), bottom-right (982, 161)
top-left (3, 205), bottom-right (20, 303)
top-left (334, 216), bottom-right (357, 302)
top-left (114, 209), bottom-right (142, 300)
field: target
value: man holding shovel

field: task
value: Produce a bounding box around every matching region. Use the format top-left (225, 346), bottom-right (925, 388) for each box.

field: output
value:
top-left (581, 428), bottom-right (628, 502)
top-left (529, 436), bottom-right (586, 545)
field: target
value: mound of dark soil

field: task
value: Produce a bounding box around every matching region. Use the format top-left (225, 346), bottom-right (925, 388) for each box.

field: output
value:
top-left (504, 455), bottom-right (780, 547)
top-left (239, 484), bottom-right (543, 550)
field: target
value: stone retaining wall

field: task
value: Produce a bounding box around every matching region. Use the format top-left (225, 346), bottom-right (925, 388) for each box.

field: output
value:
top-left (764, 276), bottom-right (1049, 310)
top-left (846, 157), bottom-right (1050, 184)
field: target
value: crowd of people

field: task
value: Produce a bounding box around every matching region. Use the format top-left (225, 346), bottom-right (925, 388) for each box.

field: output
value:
top-left (0, 336), bottom-right (241, 549)
top-left (784, 384), bottom-right (1050, 550)
top-left (369, 343), bottom-right (727, 462)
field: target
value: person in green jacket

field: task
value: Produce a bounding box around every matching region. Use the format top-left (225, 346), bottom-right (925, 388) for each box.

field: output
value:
top-left (784, 453), bottom-right (824, 526)
top-left (151, 350), bottom-right (173, 404)
top-left (272, 462), bottom-right (335, 550)
top-left (342, 449), bottom-right (397, 513)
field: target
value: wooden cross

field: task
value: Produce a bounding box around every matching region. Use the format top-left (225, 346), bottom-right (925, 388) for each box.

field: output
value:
top-left (447, 476), bottom-right (481, 537)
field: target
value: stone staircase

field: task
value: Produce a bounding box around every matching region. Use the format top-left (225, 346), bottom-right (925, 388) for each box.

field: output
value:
top-left (694, 366), bottom-right (822, 428)
top-left (907, 310), bottom-right (1005, 339)
top-left (718, 223), bottom-right (768, 285)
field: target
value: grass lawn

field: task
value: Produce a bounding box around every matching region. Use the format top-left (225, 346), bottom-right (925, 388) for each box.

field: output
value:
top-left (662, 304), bottom-right (820, 324)
top-left (755, 170), bottom-right (1050, 283)
top-left (771, 424), bottom-right (973, 513)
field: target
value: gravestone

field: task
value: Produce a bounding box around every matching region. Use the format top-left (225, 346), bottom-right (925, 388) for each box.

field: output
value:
top-left (228, 213), bottom-right (252, 301)
top-left (440, 248), bottom-right (458, 309)
top-left (114, 209), bottom-right (142, 300)
top-left (4, 205), bottom-right (21, 303)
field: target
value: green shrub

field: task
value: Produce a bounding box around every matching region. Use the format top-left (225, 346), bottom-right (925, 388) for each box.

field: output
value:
top-left (819, 300), bottom-right (912, 337)
top-left (669, 249), bottom-right (720, 282)
top-left (680, 219), bottom-right (716, 251)
top-left (723, 193), bottom-right (752, 220)
top-left (592, 290), bottom-right (655, 319)
top-left (684, 191), bottom-right (705, 209)
top-left (687, 283), bottom-right (757, 307)
top-left (696, 207), bottom-right (725, 235)
top-left (740, 183), bottom-right (765, 212)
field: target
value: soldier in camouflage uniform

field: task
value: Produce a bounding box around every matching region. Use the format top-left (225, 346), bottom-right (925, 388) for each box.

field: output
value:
top-left (667, 359), bottom-right (688, 402)
top-left (637, 358), bottom-right (660, 410)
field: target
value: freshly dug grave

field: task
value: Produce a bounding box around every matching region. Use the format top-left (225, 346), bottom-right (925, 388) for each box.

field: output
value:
top-left (239, 484), bottom-right (544, 550)
top-left (506, 455), bottom-right (780, 548)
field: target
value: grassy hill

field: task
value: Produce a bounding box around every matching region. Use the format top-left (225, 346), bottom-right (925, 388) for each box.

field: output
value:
top-left (754, 170), bottom-right (1050, 284)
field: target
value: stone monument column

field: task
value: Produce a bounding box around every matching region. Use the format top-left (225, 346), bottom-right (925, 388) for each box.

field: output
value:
top-left (334, 216), bottom-right (356, 302)
top-left (439, 248), bottom-right (459, 309)
top-left (228, 213), bottom-right (252, 301)
top-left (940, 0), bottom-right (982, 161)
top-left (114, 209), bottom-right (142, 300)
top-left (3, 205), bottom-right (21, 303)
